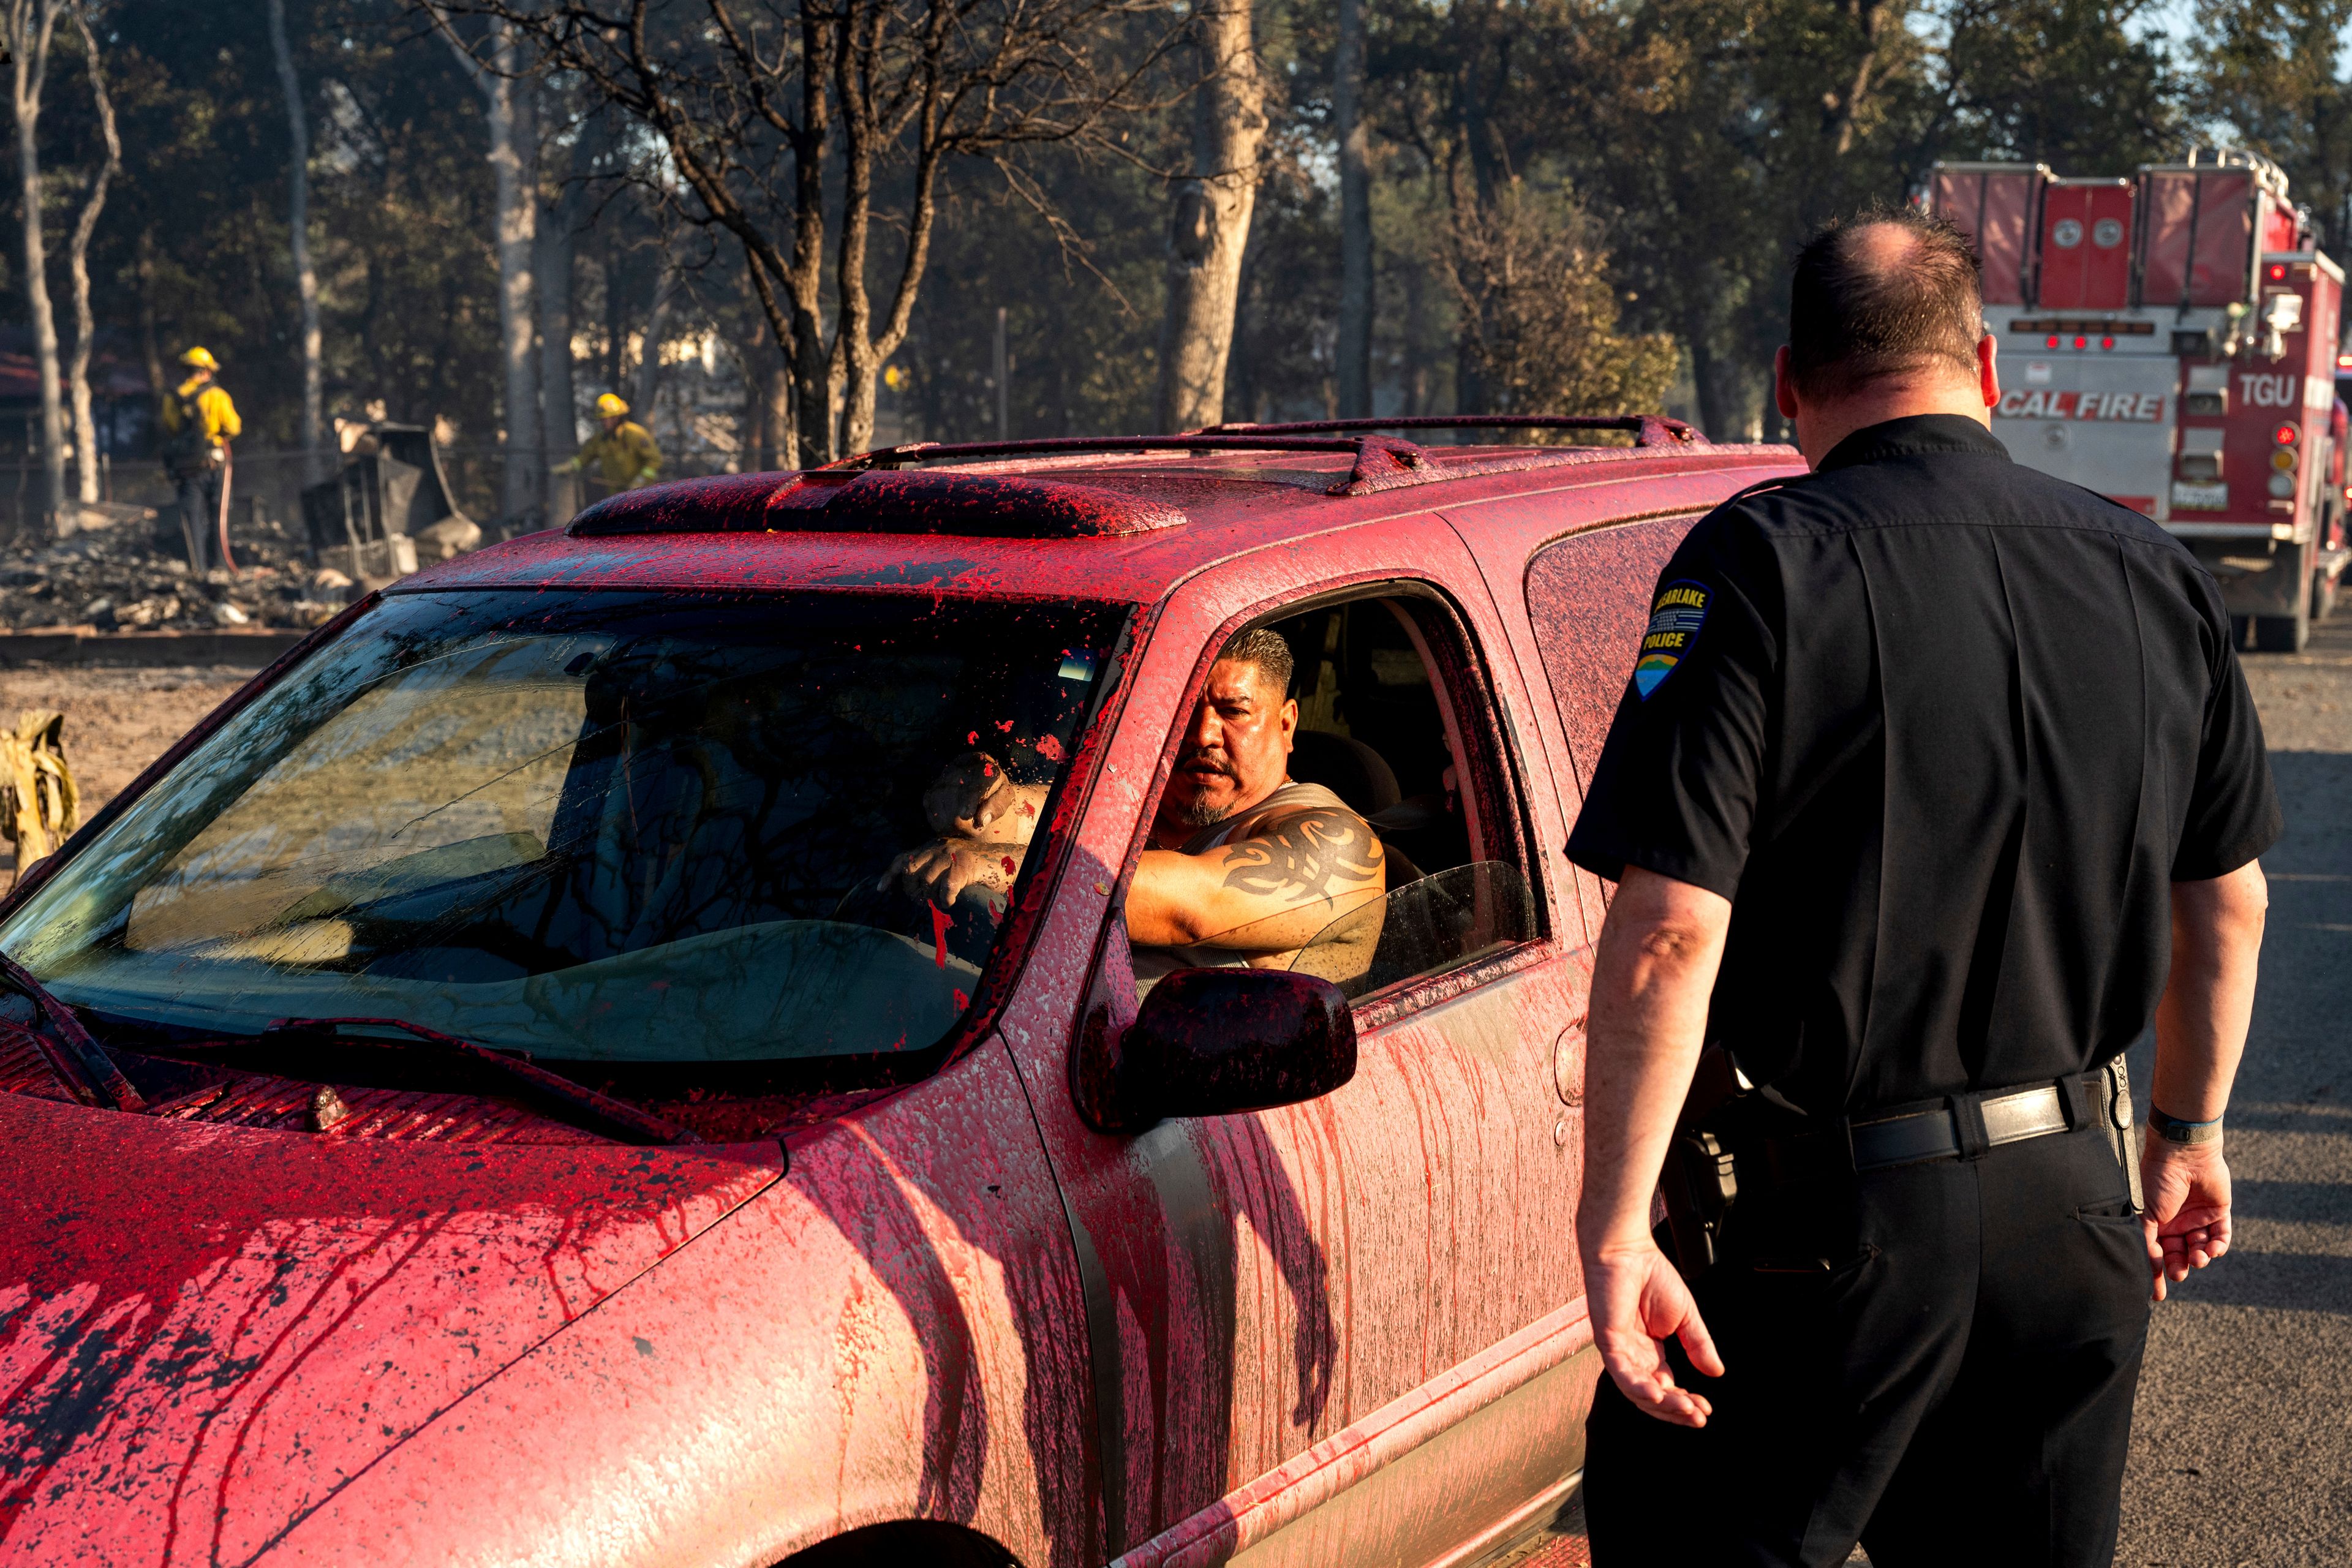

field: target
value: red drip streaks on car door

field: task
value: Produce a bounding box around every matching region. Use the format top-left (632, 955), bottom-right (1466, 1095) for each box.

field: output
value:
top-left (992, 512), bottom-right (1613, 1562)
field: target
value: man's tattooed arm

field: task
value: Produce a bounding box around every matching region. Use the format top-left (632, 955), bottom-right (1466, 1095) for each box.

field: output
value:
top-left (1125, 807), bottom-right (1385, 951)
top-left (1217, 809), bottom-right (1385, 901)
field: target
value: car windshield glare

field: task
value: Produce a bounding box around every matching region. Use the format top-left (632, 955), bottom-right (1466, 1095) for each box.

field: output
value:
top-left (0, 589), bottom-right (1123, 1067)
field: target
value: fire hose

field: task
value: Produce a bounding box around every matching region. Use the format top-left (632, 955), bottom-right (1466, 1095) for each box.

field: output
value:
top-left (214, 443), bottom-right (239, 575)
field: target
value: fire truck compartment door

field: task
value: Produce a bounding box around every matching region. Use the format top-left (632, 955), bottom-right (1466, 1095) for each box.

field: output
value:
top-left (2039, 183), bottom-right (2134, 309)
top-left (2181, 428), bottom-right (2226, 458)
top-left (1992, 354), bottom-right (2174, 514)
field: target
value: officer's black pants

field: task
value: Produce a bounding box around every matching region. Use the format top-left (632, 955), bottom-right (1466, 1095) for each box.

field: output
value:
top-left (1586, 1123), bottom-right (2149, 1567)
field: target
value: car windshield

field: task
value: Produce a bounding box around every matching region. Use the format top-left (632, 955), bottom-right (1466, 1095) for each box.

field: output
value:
top-left (0, 588), bottom-right (1122, 1067)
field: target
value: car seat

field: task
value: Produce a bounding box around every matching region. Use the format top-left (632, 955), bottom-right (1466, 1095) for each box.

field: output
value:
top-left (1289, 729), bottom-right (1422, 886)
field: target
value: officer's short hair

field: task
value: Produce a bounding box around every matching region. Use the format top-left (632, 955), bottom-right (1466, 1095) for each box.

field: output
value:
top-left (1788, 209), bottom-right (1985, 401)
top-left (1217, 627), bottom-right (1295, 698)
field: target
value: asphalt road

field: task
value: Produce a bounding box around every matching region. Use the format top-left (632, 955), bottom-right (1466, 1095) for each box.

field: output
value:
top-left (2114, 614), bottom-right (2352, 1567)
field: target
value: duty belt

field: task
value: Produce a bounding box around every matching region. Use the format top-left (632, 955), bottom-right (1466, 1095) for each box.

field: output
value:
top-left (1657, 1052), bottom-right (2140, 1282)
top-left (1847, 1068), bottom-right (2120, 1170)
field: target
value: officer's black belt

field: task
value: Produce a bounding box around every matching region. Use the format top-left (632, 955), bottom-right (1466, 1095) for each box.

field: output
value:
top-left (1846, 1073), bottom-right (2103, 1170)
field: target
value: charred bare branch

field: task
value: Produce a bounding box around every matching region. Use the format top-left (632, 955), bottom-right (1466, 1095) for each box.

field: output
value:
top-left (416, 0), bottom-right (1179, 463)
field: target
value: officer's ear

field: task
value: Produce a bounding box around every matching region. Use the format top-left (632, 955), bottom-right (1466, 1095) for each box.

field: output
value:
top-left (1772, 345), bottom-right (1800, 420)
top-left (1975, 333), bottom-right (2000, 409)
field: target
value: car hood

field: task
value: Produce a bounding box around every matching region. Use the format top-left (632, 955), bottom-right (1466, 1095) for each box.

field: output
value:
top-left (0, 1094), bottom-right (784, 1566)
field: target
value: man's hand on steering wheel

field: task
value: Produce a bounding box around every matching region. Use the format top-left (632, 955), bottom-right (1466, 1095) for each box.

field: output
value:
top-left (880, 837), bottom-right (1020, 909)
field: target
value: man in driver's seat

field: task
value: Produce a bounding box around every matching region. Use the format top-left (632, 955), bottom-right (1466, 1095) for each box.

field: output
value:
top-left (883, 628), bottom-right (1387, 981)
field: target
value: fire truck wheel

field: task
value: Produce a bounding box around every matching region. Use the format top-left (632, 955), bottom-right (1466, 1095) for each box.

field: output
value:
top-left (2254, 603), bottom-right (2312, 654)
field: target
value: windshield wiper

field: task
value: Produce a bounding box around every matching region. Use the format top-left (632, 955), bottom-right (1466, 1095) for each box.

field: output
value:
top-left (0, 949), bottom-right (146, 1111)
top-left (156, 1016), bottom-right (693, 1147)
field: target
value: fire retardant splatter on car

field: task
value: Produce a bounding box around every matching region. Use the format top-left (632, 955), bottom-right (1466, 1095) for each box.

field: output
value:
top-left (0, 420), bottom-right (1803, 1567)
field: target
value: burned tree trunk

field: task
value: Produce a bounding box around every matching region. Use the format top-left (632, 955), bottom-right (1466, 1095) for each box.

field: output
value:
top-left (266, 0), bottom-right (326, 486)
top-left (442, 16), bottom-right (542, 522)
top-left (536, 103), bottom-right (592, 521)
top-left (535, 210), bottom-right (578, 518)
top-left (764, 358), bottom-right (794, 469)
top-left (7, 0), bottom-right (69, 532)
top-left (633, 258), bottom-right (673, 421)
top-left (1334, 0), bottom-right (1371, 418)
top-left (1154, 0), bottom-right (1264, 432)
top-left (64, 7), bottom-right (115, 508)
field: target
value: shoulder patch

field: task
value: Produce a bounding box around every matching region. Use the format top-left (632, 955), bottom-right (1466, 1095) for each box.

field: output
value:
top-left (1634, 579), bottom-right (1710, 699)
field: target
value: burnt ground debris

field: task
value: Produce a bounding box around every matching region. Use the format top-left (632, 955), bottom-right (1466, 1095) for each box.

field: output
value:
top-left (0, 518), bottom-right (353, 638)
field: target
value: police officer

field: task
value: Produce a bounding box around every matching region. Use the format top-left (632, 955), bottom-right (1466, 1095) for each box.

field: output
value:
top-left (1567, 210), bottom-right (2275, 1565)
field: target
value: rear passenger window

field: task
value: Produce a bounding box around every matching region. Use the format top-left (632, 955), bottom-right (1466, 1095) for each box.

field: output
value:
top-left (1257, 594), bottom-right (1539, 1002)
top-left (1523, 516), bottom-right (1700, 796)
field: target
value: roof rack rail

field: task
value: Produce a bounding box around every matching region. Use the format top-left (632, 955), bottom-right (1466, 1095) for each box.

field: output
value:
top-left (826, 432), bottom-right (1440, 497)
top-left (829, 416), bottom-right (1711, 500)
top-left (565, 412), bottom-right (1740, 538)
top-left (1194, 414), bottom-right (1706, 448)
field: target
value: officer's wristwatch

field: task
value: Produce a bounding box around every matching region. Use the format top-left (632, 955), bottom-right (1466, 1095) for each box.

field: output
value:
top-left (2147, 1105), bottom-right (2224, 1145)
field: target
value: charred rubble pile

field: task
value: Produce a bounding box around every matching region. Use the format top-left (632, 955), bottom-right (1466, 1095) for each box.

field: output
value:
top-left (0, 526), bottom-right (355, 633)
top-left (0, 421), bottom-right (483, 636)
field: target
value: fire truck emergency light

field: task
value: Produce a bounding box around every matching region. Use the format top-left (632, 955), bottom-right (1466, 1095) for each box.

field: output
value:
top-left (2275, 422), bottom-right (2299, 445)
top-left (2269, 263), bottom-right (2289, 281)
top-left (2272, 448), bottom-right (2298, 472)
top-left (2340, 353), bottom-right (2352, 369)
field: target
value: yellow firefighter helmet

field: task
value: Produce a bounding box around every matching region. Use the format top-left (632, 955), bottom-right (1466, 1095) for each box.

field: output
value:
top-left (595, 393), bottom-right (630, 418)
top-left (179, 346), bottom-right (220, 372)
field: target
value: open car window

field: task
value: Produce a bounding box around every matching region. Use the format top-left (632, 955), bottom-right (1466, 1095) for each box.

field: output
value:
top-left (1131, 861), bottom-right (1534, 1003)
top-left (1, 588), bottom-right (1124, 1069)
top-left (1121, 589), bottom-right (1541, 1007)
top-left (1287, 862), bottom-right (1535, 998)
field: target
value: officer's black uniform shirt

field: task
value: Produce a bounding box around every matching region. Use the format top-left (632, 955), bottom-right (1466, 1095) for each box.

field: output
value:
top-left (1566, 414), bottom-right (2281, 1118)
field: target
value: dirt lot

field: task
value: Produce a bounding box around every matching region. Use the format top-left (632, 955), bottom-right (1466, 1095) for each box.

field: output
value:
top-left (0, 665), bottom-right (247, 875)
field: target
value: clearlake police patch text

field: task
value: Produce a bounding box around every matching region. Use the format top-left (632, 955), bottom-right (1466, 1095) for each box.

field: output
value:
top-left (1634, 580), bottom-right (1709, 699)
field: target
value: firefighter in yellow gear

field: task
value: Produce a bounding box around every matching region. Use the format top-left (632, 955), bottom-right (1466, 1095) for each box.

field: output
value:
top-left (556, 393), bottom-right (662, 493)
top-left (157, 347), bottom-right (243, 568)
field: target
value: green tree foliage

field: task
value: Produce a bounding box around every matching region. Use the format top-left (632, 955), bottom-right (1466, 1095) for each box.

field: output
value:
top-left (23, 0), bottom-right (2350, 482)
top-left (1945, 0), bottom-right (2182, 172)
top-left (0, 2), bottom-right (513, 524)
top-left (2193, 0), bottom-right (2352, 250)
top-left (1439, 179), bottom-right (1679, 423)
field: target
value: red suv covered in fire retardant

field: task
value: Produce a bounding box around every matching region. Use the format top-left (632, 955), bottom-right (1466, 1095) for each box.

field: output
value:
top-left (0, 418), bottom-right (1801, 1567)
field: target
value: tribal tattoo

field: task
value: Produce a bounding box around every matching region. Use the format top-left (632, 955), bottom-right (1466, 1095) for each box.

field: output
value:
top-left (1217, 810), bottom-right (1384, 902)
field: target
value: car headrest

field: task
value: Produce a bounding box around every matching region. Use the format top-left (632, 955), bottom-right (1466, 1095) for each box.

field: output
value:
top-left (1288, 729), bottom-right (1401, 817)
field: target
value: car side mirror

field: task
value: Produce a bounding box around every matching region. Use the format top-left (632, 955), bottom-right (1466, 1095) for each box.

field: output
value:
top-left (1072, 967), bottom-right (1357, 1133)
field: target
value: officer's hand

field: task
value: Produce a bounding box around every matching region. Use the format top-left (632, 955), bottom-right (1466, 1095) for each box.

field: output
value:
top-left (1585, 1240), bottom-right (1725, 1428)
top-left (2141, 1139), bottom-right (2231, 1302)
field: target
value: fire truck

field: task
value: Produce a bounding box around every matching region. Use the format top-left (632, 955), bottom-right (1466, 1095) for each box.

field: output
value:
top-left (1929, 148), bottom-right (2352, 651)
